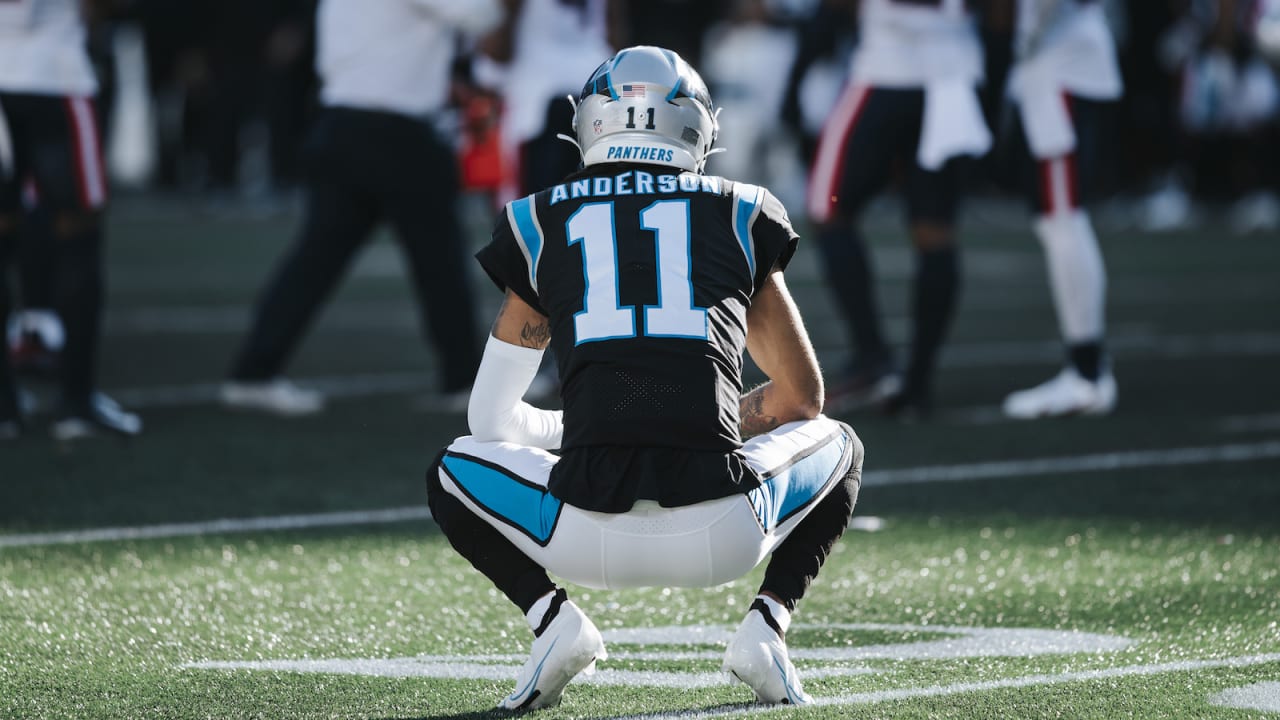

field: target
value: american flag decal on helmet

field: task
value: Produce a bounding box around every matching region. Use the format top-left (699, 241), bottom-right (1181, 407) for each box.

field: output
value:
top-left (621, 84), bottom-right (646, 98)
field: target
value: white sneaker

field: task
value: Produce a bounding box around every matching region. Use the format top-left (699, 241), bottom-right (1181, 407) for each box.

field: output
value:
top-left (1136, 183), bottom-right (1192, 232)
top-left (722, 601), bottom-right (812, 705)
top-left (499, 598), bottom-right (606, 711)
top-left (1003, 367), bottom-right (1117, 419)
top-left (220, 379), bottom-right (324, 416)
top-left (50, 392), bottom-right (143, 440)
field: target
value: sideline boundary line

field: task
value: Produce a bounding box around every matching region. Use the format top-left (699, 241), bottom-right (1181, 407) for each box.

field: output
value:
top-left (3, 439), bottom-right (1278, 549)
top-left (0, 507), bottom-right (433, 548)
top-left (864, 439), bottom-right (1280, 486)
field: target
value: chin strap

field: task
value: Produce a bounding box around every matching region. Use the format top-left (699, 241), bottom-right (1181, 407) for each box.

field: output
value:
top-left (556, 133), bottom-right (586, 164)
top-left (557, 95), bottom-right (586, 164)
top-left (697, 147), bottom-right (728, 173)
top-left (697, 107), bottom-right (725, 172)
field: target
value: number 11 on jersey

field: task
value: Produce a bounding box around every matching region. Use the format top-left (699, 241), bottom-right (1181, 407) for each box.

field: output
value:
top-left (566, 200), bottom-right (708, 345)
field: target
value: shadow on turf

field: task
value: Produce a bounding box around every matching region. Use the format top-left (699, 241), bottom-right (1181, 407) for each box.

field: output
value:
top-left (379, 700), bottom-right (758, 720)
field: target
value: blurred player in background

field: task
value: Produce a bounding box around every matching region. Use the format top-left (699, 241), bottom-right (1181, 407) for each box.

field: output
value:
top-left (220, 0), bottom-right (503, 416)
top-left (701, 0), bottom-right (810, 205)
top-left (469, 0), bottom-right (620, 400)
top-left (1, 0), bottom-right (142, 440)
top-left (996, 0), bottom-right (1122, 419)
top-left (426, 46), bottom-right (863, 710)
top-left (805, 0), bottom-right (991, 418)
top-left (1179, 0), bottom-right (1280, 233)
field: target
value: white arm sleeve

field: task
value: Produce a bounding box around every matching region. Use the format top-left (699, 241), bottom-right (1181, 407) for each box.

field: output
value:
top-left (468, 335), bottom-right (564, 450)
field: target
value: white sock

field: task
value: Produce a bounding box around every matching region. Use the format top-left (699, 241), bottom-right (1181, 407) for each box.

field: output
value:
top-left (1034, 210), bottom-right (1107, 344)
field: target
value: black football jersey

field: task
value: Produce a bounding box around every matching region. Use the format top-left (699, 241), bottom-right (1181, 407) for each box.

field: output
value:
top-left (476, 162), bottom-right (799, 511)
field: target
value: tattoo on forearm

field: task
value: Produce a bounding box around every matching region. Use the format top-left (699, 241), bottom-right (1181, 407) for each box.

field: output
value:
top-left (520, 320), bottom-right (552, 348)
top-left (739, 385), bottom-right (780, 438)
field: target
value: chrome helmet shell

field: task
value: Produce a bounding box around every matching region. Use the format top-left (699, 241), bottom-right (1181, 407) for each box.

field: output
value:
top-left (572, 46), bottom-right (718, 172)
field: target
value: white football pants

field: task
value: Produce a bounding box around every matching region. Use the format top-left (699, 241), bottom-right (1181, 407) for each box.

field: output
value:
top-left (436, 416), bottom-right (860, 590)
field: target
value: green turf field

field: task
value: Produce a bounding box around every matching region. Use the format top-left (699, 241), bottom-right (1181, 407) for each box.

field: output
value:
top-left (2, 195), bottom-right (1279, 719)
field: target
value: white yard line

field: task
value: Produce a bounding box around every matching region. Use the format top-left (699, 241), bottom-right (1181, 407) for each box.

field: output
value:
top-left (938, 331), bottom-right (1280, 368)
top-left (603, 653), bottom-right (1280, 719)
top-left (0, 507), bottom-right (433, 548)
top-left (862, 440), bottom-right (1280, 487)
top-left (3, 439), bottom-right (1278, 549)
top-left (109, 371), bottom-right (434, 409)
top-left (1209, 682), bottom-right (1280, 713)
top-left (1218, 413), bottom-right (1280, 434)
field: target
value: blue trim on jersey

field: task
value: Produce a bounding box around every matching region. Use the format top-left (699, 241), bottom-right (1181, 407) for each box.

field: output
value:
top-left (748, 430), bottom-right (848, 533)
top-left (733, 185), bottom-right (761, 281)
top-left (442, 453), bottom-right (563, 545)
top-left (509, 196), bottom-right (545, 293)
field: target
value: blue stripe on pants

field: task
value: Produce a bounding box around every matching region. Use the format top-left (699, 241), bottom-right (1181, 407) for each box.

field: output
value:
top-left (748, 431), bottom-right (848, 532)
top-left (442, 453), bottom-right (563, 545)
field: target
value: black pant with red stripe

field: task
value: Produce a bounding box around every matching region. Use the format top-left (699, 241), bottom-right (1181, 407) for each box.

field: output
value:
top-left (0, 91), bottom-right (109, 420)
top-left (228, 106), bottom-right (482, 393)
top-left (995, 94), bottom-right (1111, 216)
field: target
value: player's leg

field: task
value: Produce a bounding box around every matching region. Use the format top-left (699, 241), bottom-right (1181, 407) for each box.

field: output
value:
top-left (891, 147), bottom-right (965, 419)
top-left (806, 85), bottom-right (904, 410)
top-left (0, 94), bottom-right (26, 435)
top-left (427, 438), bottom-right (605, 711)
top-left (0, 211), bottom-right (20, 437)
top-left (18, 94), bottom-right (140, 438)
top-left (1004, 95), bottom-right (1115, 418)
top-left (381, 118), bottom-right (482, 401)
top-left (11, 195), bottom-right (63, 376)
top-left (223, 110), bottom-right (378, 415)
top-left (726, 417), bottom-right (864, 704)
top-left (48, 206), bottom-right (104, 414)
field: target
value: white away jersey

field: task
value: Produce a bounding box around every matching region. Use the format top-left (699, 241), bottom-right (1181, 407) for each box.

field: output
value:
top-left (1011, 0), bottom-right (1122, 101)
top-left (851, 0), bottom-right (983, 88)
top-left (0, 0), bottom-right (96, 96)
top-left (317, 0), bottom-right (503, 117)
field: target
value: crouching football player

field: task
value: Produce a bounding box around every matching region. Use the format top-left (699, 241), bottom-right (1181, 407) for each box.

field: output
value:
top-left (426, 46), bottom-right (864, 710)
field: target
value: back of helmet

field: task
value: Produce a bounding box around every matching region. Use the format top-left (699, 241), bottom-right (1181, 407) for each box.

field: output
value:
top-left (572, 46), bottom-right (719, 173)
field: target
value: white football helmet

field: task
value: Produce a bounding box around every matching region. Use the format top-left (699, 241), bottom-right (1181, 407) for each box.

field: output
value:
top-left (570, 46), bottom-right (719, 173)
